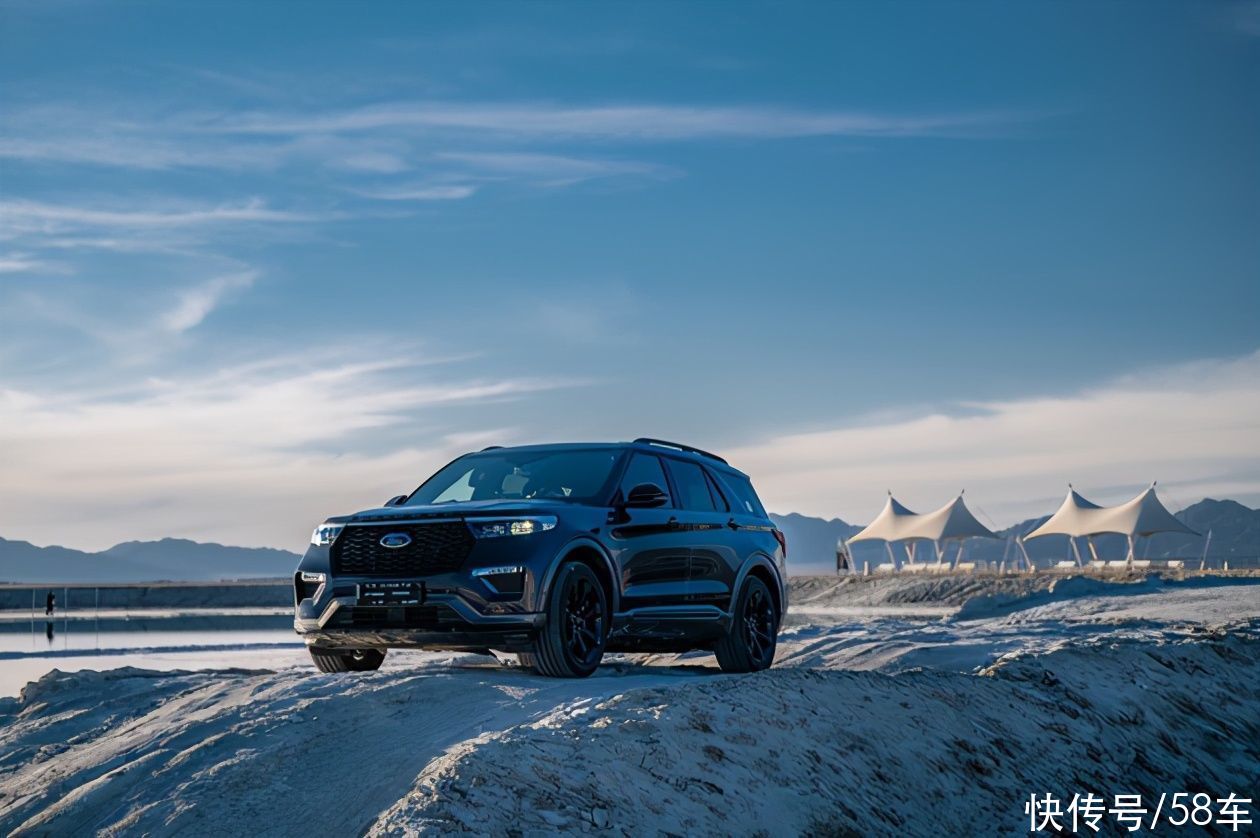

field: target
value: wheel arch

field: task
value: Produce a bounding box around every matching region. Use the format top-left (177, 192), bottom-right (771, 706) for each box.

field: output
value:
top-left (732, 553), bottom-right (787, 617)
top-left (540, 536), bottom-right (620, 619)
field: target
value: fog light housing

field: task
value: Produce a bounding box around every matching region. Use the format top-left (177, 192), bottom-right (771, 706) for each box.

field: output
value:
top-left (295, 571), bottom-right (327, 602)
top-left (472, 565), bottom-right (526, 596)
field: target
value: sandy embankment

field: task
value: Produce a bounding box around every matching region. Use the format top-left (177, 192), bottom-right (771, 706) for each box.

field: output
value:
top-left (0, 573), bottom-right (1257, 836)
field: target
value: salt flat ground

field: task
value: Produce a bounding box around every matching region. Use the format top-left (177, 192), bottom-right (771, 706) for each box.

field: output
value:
top-left (0, 574), bottom-right (1257, 836)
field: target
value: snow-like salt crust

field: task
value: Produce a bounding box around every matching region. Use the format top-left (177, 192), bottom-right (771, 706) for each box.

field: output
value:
top-left (0, 574), bottom-right (1256, 835)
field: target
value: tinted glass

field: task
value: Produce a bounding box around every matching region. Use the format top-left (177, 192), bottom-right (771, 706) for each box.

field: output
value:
top-left (703, 469), bottom-right (730, 512)
top-left (619, 454), bottom-right (671, 506)
top-left (668, 460), bottom-right (717, 512)
top-left (407, 449), bottom-right (622, 505)
top-left (722, 473), bottom-right (767, 517)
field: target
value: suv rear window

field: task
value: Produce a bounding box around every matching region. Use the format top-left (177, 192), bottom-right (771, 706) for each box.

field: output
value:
top-left (720, 473), bottom-right (767, 517)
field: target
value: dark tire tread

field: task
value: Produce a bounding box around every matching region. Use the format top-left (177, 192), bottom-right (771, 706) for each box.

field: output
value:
top-left (520, 562), bottom-right (607, 678)
top-left (714, 575), bottom-right (778, 674)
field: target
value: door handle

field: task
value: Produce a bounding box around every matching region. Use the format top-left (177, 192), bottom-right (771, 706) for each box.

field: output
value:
top-left (727, 518), bottom-right (740, 530)
top-left (667, 516), bottom-right (679, 529)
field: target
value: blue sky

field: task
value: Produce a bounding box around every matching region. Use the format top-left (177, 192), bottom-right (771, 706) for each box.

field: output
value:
top-left (1, 1), bottom-right (1258, 550)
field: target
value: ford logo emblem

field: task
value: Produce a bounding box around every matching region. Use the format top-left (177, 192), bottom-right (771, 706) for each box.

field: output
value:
top-left (379, 532), bottom-right (412, 550)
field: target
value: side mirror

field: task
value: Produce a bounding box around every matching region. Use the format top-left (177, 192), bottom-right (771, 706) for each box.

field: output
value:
top-left (384, 495), bottom-right (408, 507)
top-left (624, 483), bottom-right (668, 508)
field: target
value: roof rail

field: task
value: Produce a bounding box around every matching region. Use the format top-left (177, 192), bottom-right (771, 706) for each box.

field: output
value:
top-left (480, 445), bottom-right (504, 452)
top-left (632, 437), bottom-right (728, 465)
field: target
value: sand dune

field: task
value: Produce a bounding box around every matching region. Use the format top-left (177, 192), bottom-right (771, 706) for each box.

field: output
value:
top-left (1, 574), bottom-right (1256, 836)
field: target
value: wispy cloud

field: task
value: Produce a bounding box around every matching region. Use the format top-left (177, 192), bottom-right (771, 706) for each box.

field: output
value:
top-left (0, 197), bottom-right (333, 271)
top-left (728, 350), bottom-right (1260, 527)
top-left (352, 183), bottom-right (478, 201)
top-left (209, 101), bottom-right (1028, 141)
top-left (0, 99), bottom-right (1038, 178)
top-left (0, 262), bottom-right (267, 367)
top-left (435, 151), bottom-right (676, 187)
top-left (0, 253), bottom-right (62, 274)
top-left (0, 353), bottom-right (573, 550)
top-left (161, 271), bottom-right (258, 333)
top-left (0, 197), bottom-right (324, 234)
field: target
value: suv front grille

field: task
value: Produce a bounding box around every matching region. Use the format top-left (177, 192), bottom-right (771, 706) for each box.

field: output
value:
top-left (332, 522), bottom-right (474, 577)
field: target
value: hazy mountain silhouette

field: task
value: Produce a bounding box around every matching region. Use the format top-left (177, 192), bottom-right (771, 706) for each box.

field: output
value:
top-left (0, 537), bottom-right (299, 584)
top-left (2, 498), bottom-right (1254, 582)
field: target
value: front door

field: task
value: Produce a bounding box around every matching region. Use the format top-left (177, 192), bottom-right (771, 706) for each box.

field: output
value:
top-left (609, 453), bottom-right (691, 610)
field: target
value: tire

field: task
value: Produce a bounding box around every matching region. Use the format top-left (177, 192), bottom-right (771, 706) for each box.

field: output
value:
top-left (309, 647), bottom-right (386, 673)
top-left (519, 561), bottom-right (608, 678)
top-left (714, 575), bottom-right (778, 673)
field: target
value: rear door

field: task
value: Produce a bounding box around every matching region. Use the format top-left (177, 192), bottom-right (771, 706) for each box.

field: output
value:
top-left (663, 458), bottom-right (740, 608)
top-left (717, 469), bottom-right (785, 595)
top-left (609, 453), bottom-right (692, 610)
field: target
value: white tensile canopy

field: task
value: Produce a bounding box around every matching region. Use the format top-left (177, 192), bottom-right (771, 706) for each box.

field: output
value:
top-left (1021, 484), bottom-right (1198, 566)
top-left (846, 493), bottom-right (1000, 569)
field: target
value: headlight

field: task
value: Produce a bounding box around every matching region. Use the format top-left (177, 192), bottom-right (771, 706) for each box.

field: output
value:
top-left (469, 516), bottom-right (557, 539)
top-left (310, 522), bottom-right (344, 546)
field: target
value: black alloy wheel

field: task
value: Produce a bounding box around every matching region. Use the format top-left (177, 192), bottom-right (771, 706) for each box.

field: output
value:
top-left (520, 561), bottom-right (608, 678)
top-left (741, 584), bottom-right (776, 667)
top-left (562, 571), bottom-right (605, 669)
top-left (714, 575), bottom-right (778, 673)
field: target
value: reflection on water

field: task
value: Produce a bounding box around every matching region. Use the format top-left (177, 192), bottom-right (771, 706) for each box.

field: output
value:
top-left (0, 601), bottom-right (307, 697)
top-left (0, 611), bottom-right (297, 656)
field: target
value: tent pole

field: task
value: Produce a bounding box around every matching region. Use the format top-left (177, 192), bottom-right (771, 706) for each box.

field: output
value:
top-left (1069, 537), bottom-right (1084, 568)
top-left (953, 540), bottom-right (966, 570)
top-left (1087, 536), bottom-right (1100, 564)
top-left (1017, 537), bottom-right (1033, 573)
top-left (934, 540), bottom-right (943, 566)
top-left (1126, 535), bottom-right (1135, 568)
top-left (885, 541), bottom-right (897, 571)
top-left (1199, 529), bottom-right (1212, 571)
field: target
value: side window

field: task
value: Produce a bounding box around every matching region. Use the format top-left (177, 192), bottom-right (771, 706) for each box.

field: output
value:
top-left (723, 474), bottom-right (767, 517)
top-left (702, 468), bottom-right (730, 512)
top-left (620, 454), bottom-right (671, 506)
top-left (668, 460), bottom-right (717, 512)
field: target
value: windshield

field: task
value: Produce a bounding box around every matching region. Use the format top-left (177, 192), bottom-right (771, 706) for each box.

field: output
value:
top-left (405, 448), bottom-right (624, 506)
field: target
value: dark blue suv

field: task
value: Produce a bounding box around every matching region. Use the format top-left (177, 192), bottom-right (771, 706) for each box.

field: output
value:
top-left (293, 439), bottom-right (787, 677)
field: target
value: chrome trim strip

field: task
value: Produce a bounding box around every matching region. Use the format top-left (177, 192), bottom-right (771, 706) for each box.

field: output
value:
top-left (471, 565), bottom-right (526, 577)
top-left (316, 598), bottom-right (342, 629)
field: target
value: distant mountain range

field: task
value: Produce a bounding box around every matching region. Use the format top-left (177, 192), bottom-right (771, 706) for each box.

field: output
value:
top-left (2, 498), bottom-right (1255, 583)
top-left (771, 498), bottom-right (1260, 575)
top-left (0, 537), bottom-right (300, 584)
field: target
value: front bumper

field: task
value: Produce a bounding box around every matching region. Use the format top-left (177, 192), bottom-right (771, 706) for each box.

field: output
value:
top-left (293, 508), bottom-right (607, 651)
top-left (294, 589), bottom-right (545, 652)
